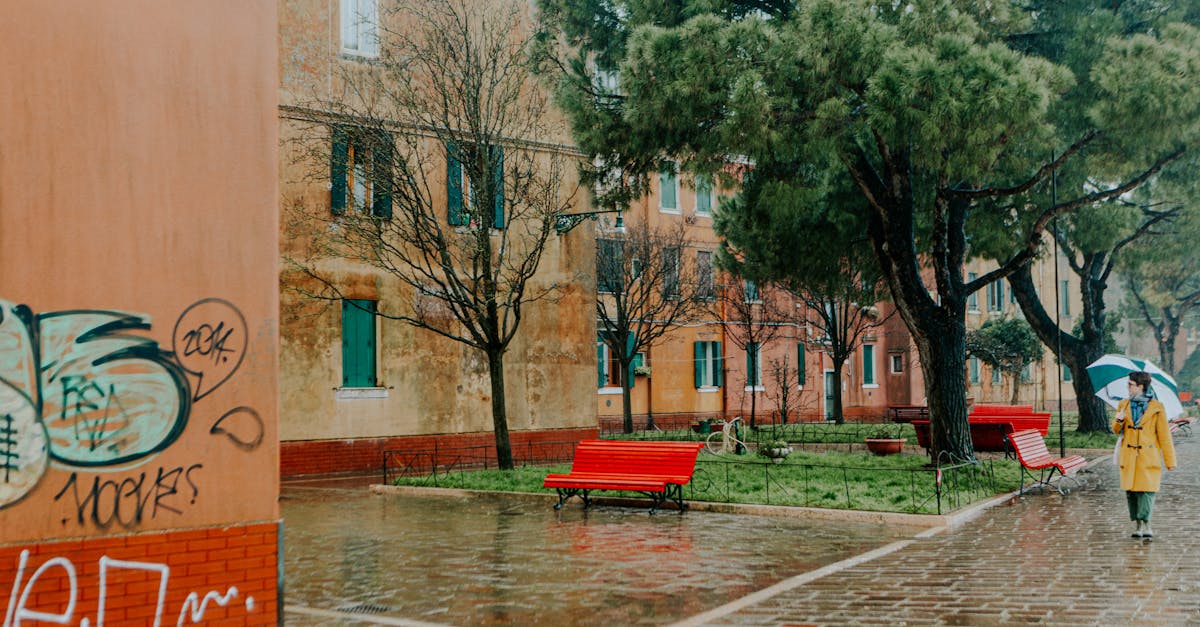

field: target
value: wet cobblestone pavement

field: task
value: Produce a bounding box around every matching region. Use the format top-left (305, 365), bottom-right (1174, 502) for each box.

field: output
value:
top-left (281, 487), bottom-right (916, 625)
top-left (282, 434), bottom-right (1199, 625)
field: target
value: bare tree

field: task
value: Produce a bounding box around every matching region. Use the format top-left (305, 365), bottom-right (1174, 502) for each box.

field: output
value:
top-left (596, 220), bottom-right (707, 433)
top-left (766, 352), bottom-right (813, 427)
top-left (714, 278), bottom-right (791, 429)
top-left (793, 292), bottom-right (889, 425)
top-left (284, 0), bottom-right (578, 469)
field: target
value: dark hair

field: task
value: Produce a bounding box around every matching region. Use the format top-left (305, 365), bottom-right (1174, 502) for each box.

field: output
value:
top-left (1130, 371), bottom-right (1152, 392)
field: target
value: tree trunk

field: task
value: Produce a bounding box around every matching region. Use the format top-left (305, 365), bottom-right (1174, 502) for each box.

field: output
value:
top-left (748, 382), bottom-right (758, 429)
top-left (1009, 361), bottom-right (1022, 404)
top-left (621, 358), bottom-right (634, 434)
top-left (830, 360), bottom-right (845, 425)
top-left (911, 317), bottom-right (974, 463)
top-left (1158, 312), bottom-right (1180, 375)
top-left (487, 349), bottom-right (514, 470)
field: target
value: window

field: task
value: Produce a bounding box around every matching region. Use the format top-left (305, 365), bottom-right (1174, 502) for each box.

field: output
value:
top-left (340, 0), bottom-right (379, 57)
top-left (593, 65), bottom-right (620, 99)
top-left (991, 365), bottom-right (1001, 384)
top-left (659, 167), bottom-right (678, 211)
top-left (797, 343), bottom-right (806, 384)
top-left (695, 175), bottom-right (713, 215)
top-left (694, 341), bottom-right (723, 388)
top-left (890, 353), bottom-right (904, 374)
top-left (597, 335), bottom-right (637, 388)
top-left (597, 239), bottom-right (623, 294)
top-left (746, 342), bottom-right (762, 388)
top-left (697, 251), bottom-right (714, 300)
top-left (331, 127), bottom-right (393, 218)
top-left (1060, 280), bottom-right (1071, 316)
top-left (987, 281), bottom-right (1004, 312)
top-left (341, 299), bottom-right (377, 387)
top-left (967, 272), bottom-right (979, 310)
top-left (663, 247), bottom-right (680, 299)
top-left (969, 357), bottom-right (980, 384)
top-left (1062, 364), bottom-right (1073, 382)
top-left (446, 143), bottom-right (505, 229)
top-left (744, 280), bottom-right (760, 303)
top-left (862, 344), bottom-right (876, 386)
top-left (1021, 362), bottom-right (1032, 383)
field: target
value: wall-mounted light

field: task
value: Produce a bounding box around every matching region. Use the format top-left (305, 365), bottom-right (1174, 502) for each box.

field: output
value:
top-left (553, 209), bottom-right (626, 235)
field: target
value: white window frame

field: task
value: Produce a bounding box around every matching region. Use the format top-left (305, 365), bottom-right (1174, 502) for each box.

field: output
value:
top-left (596, 341), bottom-right (622, 394)
top-left (890, 353), bottom-right (904, 374)
top-left (969, 357), bottom-right (980, 384)
top-left (340, 0), bottom-right (379, 58)
top-left (861, 344), bottom-right (878, 388)
top-left (697, 341), bottom-right (721, 389)
top-left (695, 174), bottom-right (713, 216)
top-left (659, 166), bottom-right (680, 213)
top-left (967, 272), bottom-right (979, 312)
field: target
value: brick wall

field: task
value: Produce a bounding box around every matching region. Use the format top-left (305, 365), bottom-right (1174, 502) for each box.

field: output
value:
top-left (281, 427), bottom-right (599, 477)
top-left (0, 522), bottom-right (279, 626)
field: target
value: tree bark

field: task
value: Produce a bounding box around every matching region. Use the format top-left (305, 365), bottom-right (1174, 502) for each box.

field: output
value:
top-left (487, 349), bottom-right (514, 470)
top-left (910, 314), bottom-right (974, 463)
top-left (621, 358), bottom-right (634, 434)
top-left (830, 359), bottom-right (845, 424)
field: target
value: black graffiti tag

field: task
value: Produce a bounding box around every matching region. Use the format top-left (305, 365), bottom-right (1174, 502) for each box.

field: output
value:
top-left (53, 464), bottom-right (203, 530)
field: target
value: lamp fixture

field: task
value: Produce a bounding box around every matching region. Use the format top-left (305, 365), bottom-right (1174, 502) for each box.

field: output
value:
top-left (553, 209), bottom-right (625, 235)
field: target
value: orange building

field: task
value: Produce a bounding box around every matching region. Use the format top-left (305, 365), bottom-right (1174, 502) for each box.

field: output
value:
top-left (0, 2), bottom-right (280, 623)
top-left (595, 169), bottom-right (920, 431)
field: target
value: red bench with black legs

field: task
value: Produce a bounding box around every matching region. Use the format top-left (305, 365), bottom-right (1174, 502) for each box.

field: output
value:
top-left (1006, 429), bottom-right (1088, 495)
top-left (542, 440), bottom-right (705, 514)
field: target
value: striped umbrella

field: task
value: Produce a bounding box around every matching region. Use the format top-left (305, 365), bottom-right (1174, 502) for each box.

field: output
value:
top-left (1085, 354), bottom-right (1183, 419)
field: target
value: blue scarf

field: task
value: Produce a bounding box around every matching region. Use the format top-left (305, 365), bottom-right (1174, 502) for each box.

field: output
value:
top-left (1130, 391), bottom-right (1152, 427)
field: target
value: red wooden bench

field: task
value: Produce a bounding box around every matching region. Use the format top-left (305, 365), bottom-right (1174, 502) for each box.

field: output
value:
top-left (1170, 417), bottom-right (1193, 437)
top-left (888, 405), bottom-right (929, 423)
top-left (542, 440), bottom-right (705, 514)
top-left (912, 405), bottom-right (1052, 453)
top-left (1006, 429), bottom-right (1088, 495)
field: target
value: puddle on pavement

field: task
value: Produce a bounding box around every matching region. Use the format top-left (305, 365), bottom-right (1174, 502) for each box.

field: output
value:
top-left (282, 487), bottom-right (917, 625)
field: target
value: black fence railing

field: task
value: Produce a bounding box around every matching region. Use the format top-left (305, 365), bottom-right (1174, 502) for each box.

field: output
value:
top-left (687, 457), bottom-right (1000, 515)
top-left (382, 440), bottom-right (578, 485)
top-left (383, 439), bottom-right (1007, 515)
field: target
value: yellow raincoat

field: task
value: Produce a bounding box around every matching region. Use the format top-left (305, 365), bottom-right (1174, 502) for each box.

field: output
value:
top-left (1111, 398), bottom-right (1177, 492)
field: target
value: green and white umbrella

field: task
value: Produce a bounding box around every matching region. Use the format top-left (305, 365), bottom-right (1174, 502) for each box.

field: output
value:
top-left (1085, 354), bottom-right (1183, 420)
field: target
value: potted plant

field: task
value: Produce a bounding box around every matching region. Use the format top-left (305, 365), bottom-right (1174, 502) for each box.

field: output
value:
top-left (759, 439), bottom-right (792, 463)
top-left (864, 427), bottom-right (905, 456)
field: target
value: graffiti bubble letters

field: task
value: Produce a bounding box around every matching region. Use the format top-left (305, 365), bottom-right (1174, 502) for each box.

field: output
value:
top-left (53, 464), bottom-right (203, 530)
top-left (4, 551), bottom-right (257, 627)
top-left (172, 299), bottom-right (247, 402)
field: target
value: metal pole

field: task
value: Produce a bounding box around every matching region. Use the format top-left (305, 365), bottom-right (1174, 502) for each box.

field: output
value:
top-left (1052, 154), bottom-right (1065, 457)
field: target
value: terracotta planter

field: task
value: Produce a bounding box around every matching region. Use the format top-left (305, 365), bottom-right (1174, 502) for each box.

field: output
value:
top-left (864, 438), bottom-right (905, 456)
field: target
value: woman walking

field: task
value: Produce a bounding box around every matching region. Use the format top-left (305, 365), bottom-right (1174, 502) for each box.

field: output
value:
top-left (1112, 371), bottom-right (1177, 538)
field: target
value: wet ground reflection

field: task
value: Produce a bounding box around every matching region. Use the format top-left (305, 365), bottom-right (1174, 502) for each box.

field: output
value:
top-left (282, 487), bottom-right (917, 625)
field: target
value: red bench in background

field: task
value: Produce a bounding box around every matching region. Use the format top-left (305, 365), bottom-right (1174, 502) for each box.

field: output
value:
top-left (888, 405), bottom-right (929, 423)
top-left (542, 440), bottom-right (705, 514)
top-left (912, 405), bottom-right (1051, 452)
top-left (1006, 429), bottom-right (1088, 494)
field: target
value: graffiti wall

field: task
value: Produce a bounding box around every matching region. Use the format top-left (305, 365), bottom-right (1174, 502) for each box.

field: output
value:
top-left (0, 0), bottom-right (279, 623)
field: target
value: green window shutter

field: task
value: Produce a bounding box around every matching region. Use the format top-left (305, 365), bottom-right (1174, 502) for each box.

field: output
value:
top-left (372, 134), bottom-right (394, 219)
top-left (797, 343), bottom-right (806, 384)
top-left (863, 345), bottom-right (875, 385)
top-left (694, 342), bottom-right (704, 388)
top-left (746, 343), bottom-right (757, 386)
top-left (714, 342), bottom-right (723, 387)
top-left (342, 300), bottom-right (376, 387)
top-left (491, 145), bottom-right (505, 229)
top-left (597, 342), bottom-right (607, 387)
top-left (625, 333), bottom-right (636, 389)
top-left (446, 142), bottom-right (463, 226)
top-left (331, 127), bottom-right (349, 215)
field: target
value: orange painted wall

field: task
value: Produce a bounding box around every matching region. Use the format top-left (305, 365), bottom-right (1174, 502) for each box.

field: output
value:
top-left (0, 2), bottom-right (279, 619)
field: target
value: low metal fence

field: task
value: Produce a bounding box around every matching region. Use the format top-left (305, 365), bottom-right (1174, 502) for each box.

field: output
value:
top-left (382, 440), bottom-right (578, 485)
top-left (687, 456), bottom-right (1001, 515)
top-left (382, 440), bottom-right (1008, 515)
